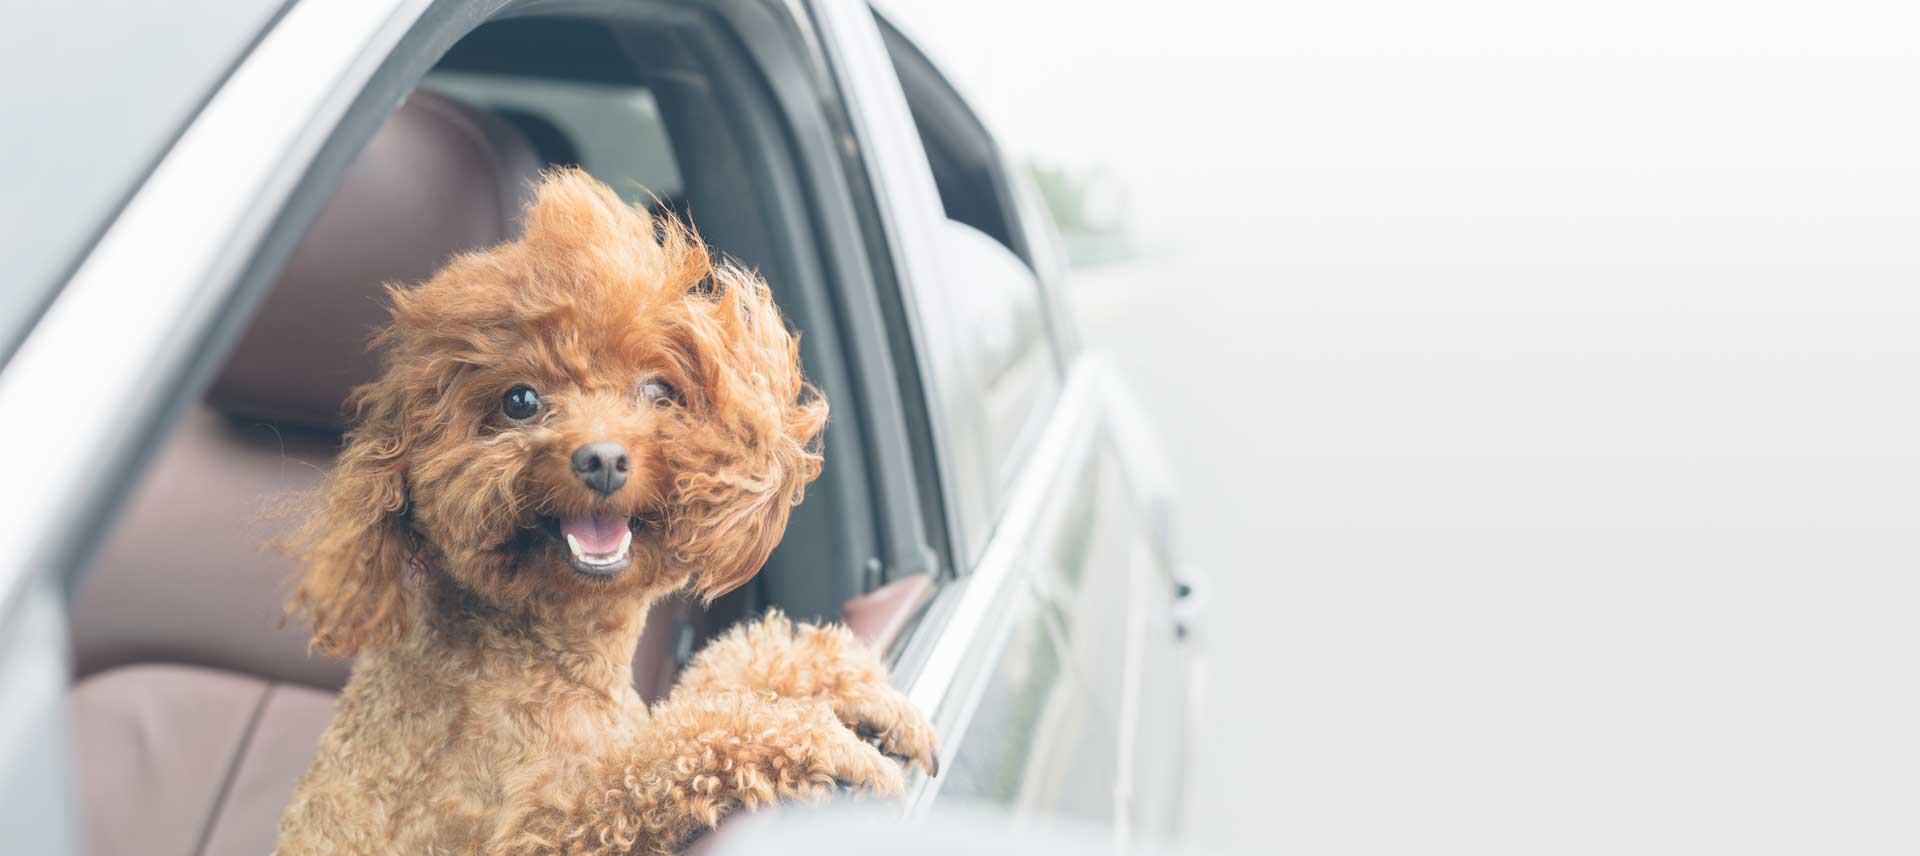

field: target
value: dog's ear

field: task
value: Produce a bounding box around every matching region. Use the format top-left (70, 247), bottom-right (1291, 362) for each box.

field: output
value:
top-left (665, 262), bottom-right (829, 600)
top-left (284, 372), bottom-right (416, 657)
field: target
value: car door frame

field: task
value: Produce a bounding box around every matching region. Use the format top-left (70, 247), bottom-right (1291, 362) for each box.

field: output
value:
top-left (805, 0), bottom-right (1090, 808)
top-left (807, 0), bottom-right (1198, 826)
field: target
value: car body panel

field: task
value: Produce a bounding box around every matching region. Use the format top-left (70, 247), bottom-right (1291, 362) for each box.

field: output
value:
top-left (0, 0), bottom-right (294, 360)
top-left (887, 362), bottom-right (1194, 839)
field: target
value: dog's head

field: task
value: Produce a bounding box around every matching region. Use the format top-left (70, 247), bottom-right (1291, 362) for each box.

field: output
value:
top-left (288, 169), bottom-right (826, 655)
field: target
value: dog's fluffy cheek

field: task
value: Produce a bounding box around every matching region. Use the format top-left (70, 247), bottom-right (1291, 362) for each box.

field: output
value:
top-left (632, 439), bottom-right (673, 509)
top-left (412, 435), bottom-right (538, 561)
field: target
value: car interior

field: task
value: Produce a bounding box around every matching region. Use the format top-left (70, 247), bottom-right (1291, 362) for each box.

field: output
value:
top-left (61, 12), bottom-right (939, 856)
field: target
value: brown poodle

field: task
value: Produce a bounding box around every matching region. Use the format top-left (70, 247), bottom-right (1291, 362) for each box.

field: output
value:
top-left (272, 169), bottom-right (937, 855)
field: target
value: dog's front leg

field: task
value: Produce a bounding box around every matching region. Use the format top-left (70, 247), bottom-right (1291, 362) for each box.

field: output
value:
top-left (500, 688), bottom-right (904, 856)
top-left (676, 612), bottom-right (939, 776)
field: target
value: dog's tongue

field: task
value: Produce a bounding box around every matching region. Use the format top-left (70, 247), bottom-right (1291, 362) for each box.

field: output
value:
top-left (560, 511), bottom-right (627, 555)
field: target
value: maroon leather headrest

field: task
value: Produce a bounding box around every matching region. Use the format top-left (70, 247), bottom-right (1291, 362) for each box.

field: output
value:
top-left (207, 90), bottom-right (545, 430)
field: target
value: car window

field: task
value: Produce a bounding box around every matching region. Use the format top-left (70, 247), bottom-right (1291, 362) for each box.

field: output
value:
top-left (873, 14), bottom-right (1062, 507)
top-left (873, 15), bottom-right (1029, 269)
top-left (933, 221), bottom-right (1059, 492)
top-left (423, 72), bottom-right (683, 205)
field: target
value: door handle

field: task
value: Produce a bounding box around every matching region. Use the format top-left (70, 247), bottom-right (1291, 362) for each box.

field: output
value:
top-left (1171, 564), bottom-right (1207, 641)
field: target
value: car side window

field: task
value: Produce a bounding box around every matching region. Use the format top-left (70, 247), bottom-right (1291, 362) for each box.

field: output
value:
top-left (933, 221), bottom-right (1058, 491)
top-left (423, 72), bottom-right (683, 209)
top-left (874, 14), bottom-right (1062, 502)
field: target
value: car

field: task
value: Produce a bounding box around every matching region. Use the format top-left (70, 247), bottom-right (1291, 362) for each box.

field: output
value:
top-left (0, 1), bottom-right (1202, 852)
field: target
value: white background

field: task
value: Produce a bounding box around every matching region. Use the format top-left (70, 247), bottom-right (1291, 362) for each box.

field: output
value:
top-left (880, 1), bottom-right (1920, 852)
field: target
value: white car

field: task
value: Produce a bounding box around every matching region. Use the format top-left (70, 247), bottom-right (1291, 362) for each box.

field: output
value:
top-left (0, 2), bottom-right (1201, 852)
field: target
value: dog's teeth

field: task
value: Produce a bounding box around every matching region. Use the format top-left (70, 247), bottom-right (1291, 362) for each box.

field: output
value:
top-left (565, 529), bottom-right (630, 566)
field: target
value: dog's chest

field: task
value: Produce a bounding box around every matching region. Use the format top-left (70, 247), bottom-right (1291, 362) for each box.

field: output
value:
top-left (291, 666), bottom-right (652, 852)
top-left (465, 683), bottom-right (649, 761)
top-left (433, 688), bottom-right (648, 844)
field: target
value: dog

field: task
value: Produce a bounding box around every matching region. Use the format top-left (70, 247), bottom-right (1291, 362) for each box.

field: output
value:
top-left (272, 169), bottom-right (936, 855)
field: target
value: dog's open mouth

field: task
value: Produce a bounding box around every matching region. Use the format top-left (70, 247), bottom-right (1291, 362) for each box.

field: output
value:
top-left (541, 511), bottom-right (636, 577)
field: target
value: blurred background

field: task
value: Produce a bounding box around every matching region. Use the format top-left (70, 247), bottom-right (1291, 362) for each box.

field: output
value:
top-left (879, 1), bottom-right (1920, 852)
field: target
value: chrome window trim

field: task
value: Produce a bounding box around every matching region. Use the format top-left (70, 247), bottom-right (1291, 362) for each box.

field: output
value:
top-left (0, 0), bottom-right (431, 620)
top-left (0, 575), bottom-right (82, 852)
top-left (894, 357), bottom-right (1107, 811)
top-left (807, 0), bottom-right (993, 566)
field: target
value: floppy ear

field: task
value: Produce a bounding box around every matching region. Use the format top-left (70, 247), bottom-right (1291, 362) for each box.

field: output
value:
top-left (670, 398), bottom-right (827, 599)
top-left (665, 262), bottom-right (829, 600)
top-left (283, 373), bottom-right (417, 657)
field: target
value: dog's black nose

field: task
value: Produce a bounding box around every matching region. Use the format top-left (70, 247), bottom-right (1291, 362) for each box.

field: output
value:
top-left (571, 442), bottom-right (631, 496)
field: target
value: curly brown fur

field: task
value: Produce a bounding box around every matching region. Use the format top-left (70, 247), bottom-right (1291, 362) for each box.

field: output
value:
top-left (273, 169), bottom-right (934, 856)
top-left (676, 612), bottom-right (938, 776)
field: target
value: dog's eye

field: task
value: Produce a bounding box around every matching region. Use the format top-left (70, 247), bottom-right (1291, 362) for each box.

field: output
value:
top-left (641, 379), bottom-right (678, 407)
top-left (501, 385), bottom-right (542, 421)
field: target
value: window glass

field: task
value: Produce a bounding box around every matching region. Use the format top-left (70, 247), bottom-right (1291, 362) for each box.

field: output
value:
top-left (875, 17), bottom-right (1061, 508)
top-left (423, 72), bottom-right (683, 205)
top-left (875, 19), bottom-right (1030, 268)
top-left (935, 221), bottom-right (1060, 493)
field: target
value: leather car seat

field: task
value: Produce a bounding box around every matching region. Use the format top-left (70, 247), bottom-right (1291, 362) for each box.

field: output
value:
top-left (65, 90), bottom-right (687, 856)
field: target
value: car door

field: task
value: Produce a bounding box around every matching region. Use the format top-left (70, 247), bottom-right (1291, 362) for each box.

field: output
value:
top-left (809, 0), bottom-right (1200, 841)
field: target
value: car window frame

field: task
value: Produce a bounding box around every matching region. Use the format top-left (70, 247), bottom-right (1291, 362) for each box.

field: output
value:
top-left (869, 6), bottom-right (1084, 410)
top-left (812, 0), bottom-right (1079, 573)
top-left (873, 19), bottom-right (1074, 409)
top-left (808, 0), bottom-right (990, 569)
top-left (693, 0), bottom-right (946, 594)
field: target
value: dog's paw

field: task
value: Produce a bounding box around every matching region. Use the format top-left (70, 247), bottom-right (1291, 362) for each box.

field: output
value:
top-left (828, 683), bottom-right (940, 778)
top-left (816, 713), bottom-right (911, 796)
top-left (675, 612), bottom-right (939, 776)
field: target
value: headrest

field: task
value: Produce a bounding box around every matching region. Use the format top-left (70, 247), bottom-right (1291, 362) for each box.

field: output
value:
top-left (207, 90), bottom-right (546, 430)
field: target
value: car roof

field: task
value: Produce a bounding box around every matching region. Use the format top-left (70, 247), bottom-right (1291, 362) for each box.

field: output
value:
top-left (0, 0), bottom-right (287, 363)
